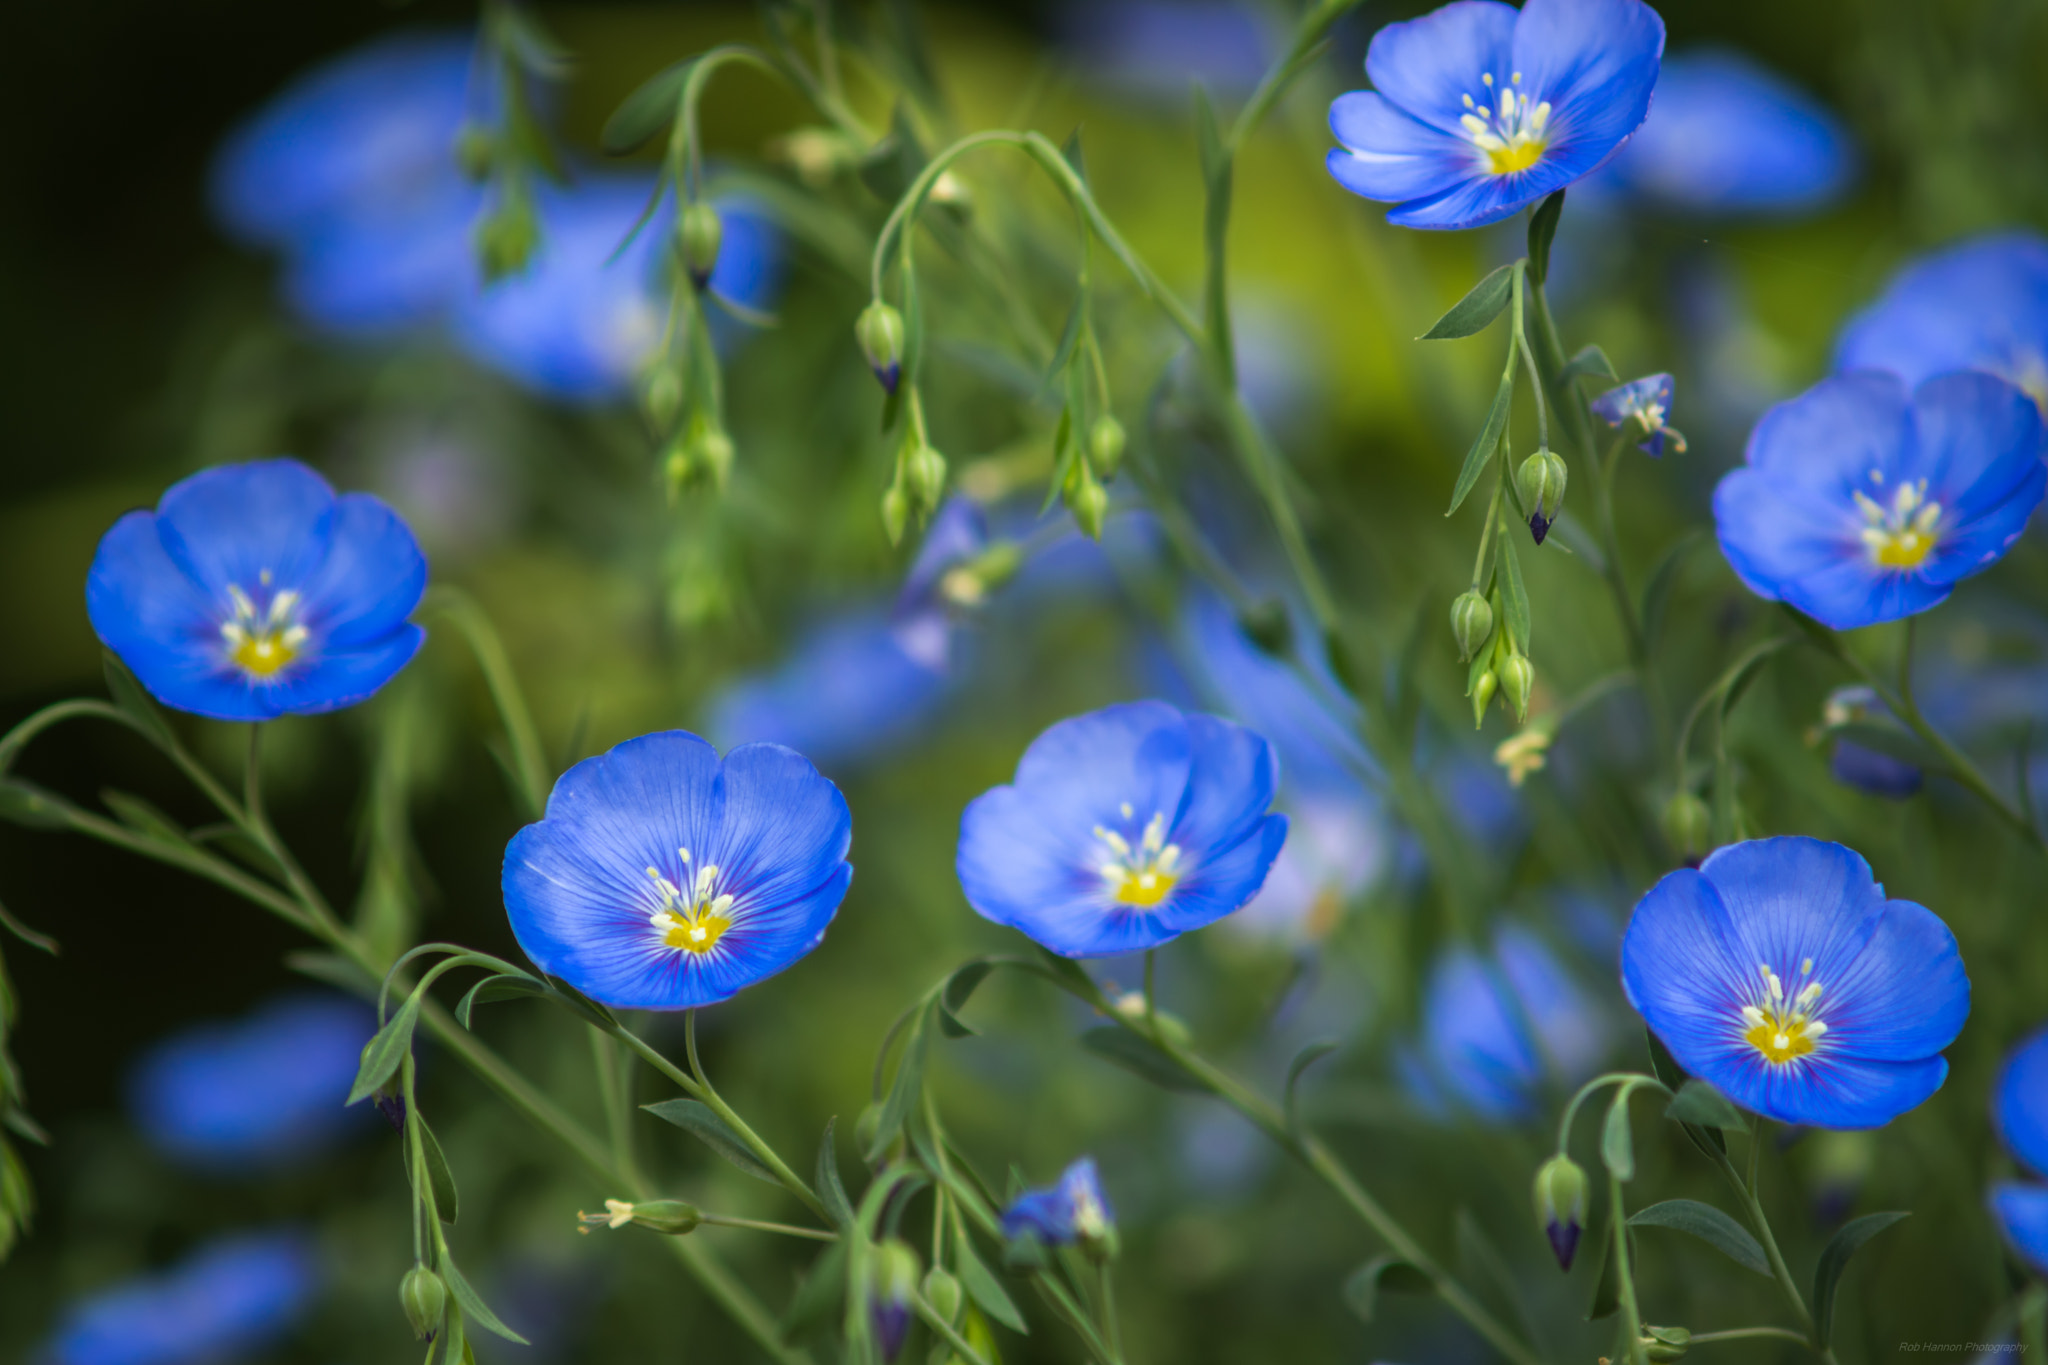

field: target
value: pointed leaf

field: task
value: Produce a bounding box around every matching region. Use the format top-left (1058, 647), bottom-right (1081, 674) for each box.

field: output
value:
top-left (939, 960), bottom-right (994, 1038)
top-left (417, 1116), bottom-right (460, 1224)
top-left (0, 780), bottom-right (71, 831)
top-left (439, 1253), bottom-right (529, 1345)
top-left (100, 790), bottom-right (188, 846)
top-left (1527, 190), bottom-right (1565, 285)
top-left (347, 991), bottom-right (422, 1105)
top-left (1060, 126), bottom-right (1087, 181)
top-left (1498, 532), bottom-right (1531, 653)
top-left (0, 902), bottom-right (56, 956)
top-left (1078, 1027), bottom-right (1209, 1094)
top-left (1421, 263), bottom-right (1515, 340)
top-left (1628, 1199), bottom-right (1770, 1277)
top-left (1665, 1080), bottom-right (1749, 1134)
top-left (954, 1234), bottom-right (1027, 1333)
top-left (1601, 1090), bottom-right (1635, 1181)
top-left (864, 1009), bottom-right (931, 1161)
top-left (1448, 369), bottom-right (1515, 516)
top-left (455, 973), bottom-right (548, 1029)
top-left (1560, 344), bottom-right (1618, 385)
top-left (601, 57), bottom-right (693, 154)
top-left (1813, 1211), bottom-right (1910, 1348)
top-left (1342, 1255), bottom-right (1432, 1322)
top-left (1587, 1214), bottom-right (1632, 1321)
top-left (102, 653), bottom-right (173, 749)
top-left (816, 1117), bottom-right (855, 1230)
top-left (780, 1239), bottom-right (848, 1342)
top-left (643, 1098), bottom-right (779, 1184)
top-left (1283, 1038), bottom-right (1339, 1131)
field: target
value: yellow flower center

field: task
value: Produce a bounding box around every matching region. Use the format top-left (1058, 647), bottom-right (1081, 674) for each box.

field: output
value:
top-left (1739, 961), bottom-right (1829, 1067)
top-left (1459, 73), bottom-right (1551, 177)
top-left (1095, 807), bottom-right (1183, 909)
top-left (646, 853), bottom-right (735, 955)
top-left (219, 581), bottom-right (308, 679)
top-left (1854, 475), bottom-right (1942, 570)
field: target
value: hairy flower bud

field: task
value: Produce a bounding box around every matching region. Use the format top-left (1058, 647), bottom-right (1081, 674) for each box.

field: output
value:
top-left (1498, 652), bottom-right (1535, 722)
top-left (922, 1265), bottom-right (963, 1324)
top-left (1531, 1154), bottom-right (1588, 1270)
top-left (1450, 590), bottom-right (1494, 661)
top-left (1088, 415), bottom-right (1127, 481)
top-left (400, 1265), bottom-right (447, 1341)
top-left (1516, 449), bottom-right (1568, 544)
top-left (1662, 790), bottom-right (1712, 861)
top-left (856, 301), bottom-right (907, 394)
top-left (678, 202), bottom-right (723, 290)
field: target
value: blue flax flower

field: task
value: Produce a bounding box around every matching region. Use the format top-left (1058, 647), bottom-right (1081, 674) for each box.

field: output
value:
top-left (1992, 1026), bottom-right (2048, 1274)
top-left (1621, 836), bottom-right (1968, 1129)
top-left (1822, 685), bottom-right (1923, 800)
top-left (1404, 925), bottom-right (1607, 1123)
top-left (956, 702), bottom-right (1288, 958)
top-left (128, 994), bottom-right (376, 1172)
top-left (42, 1229), bottom-right (319, 1365)
top-left (1598, 48), bottom-right (1855, 216)
top-left (1591, 373), bottom-right (1687, 456)
top-left (1001, 1158), bottom-right (1116, 1250)
top-left (1326, 0), bottom-right (1665, 230)
top-left (86, 459), bottom-right (427, 721)
top-left (503, 731), bottom-right (852, 1010)
top-left (1835, 232), bottom-right (2048, 409)
top-left (1713, 371), bottom-right (2046, 631)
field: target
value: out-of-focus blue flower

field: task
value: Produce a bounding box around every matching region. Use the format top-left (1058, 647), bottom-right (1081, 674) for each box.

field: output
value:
top-left (1227, 796), bottom-right (1389, 943)
top-left (1835, 233), bottom-right (2048, 408)
top-left (1622, 836), bottom-right (1968, 1129)
top-left (1598, 48), bottom-right (1855, 216)
top-left (284, 198), bottom-right (479, 338)
top-left (1821, 685), bottom-right (1923, 799)
top-left (127, 994), bottom-right (376, 1172)
top-left (1405, 925), bottom-right (1607, 1123)
top-left (1591, 373), bottom-right (1687, 456)
top-left (87, 459), bottom-right (427, 721)
top-left (454, 180), bottom-right (783, 403)
top-left (895, 496), bottom-right (991, 624)
top-left (957, 702), bottom-right (1288, 958)
top-left (1713, 371), bottom-right (2046, 631)
top-left (503, 731), bottom-right (852, 1010)
top-left (1001, 1157), bottom-right (1116, 1250)
top-left (1993, 1026), bottom-right (2048, 1274)
top-left (1060, 0), bottom-right (1273, 100)
top-left (42, 1229), bottom-right (320, 1365)
top-left (1326, 0), bottom-right (1665, 230)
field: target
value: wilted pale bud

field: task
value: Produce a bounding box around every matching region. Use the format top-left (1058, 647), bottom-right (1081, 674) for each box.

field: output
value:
top-left (1661, 790), bottom-right (1712, 861)
top-left (1498, 652), bottom-right (1534, 723)
top-left (1088, 414), bottom-right (1126, 481)
top-left (856, 301), bottom-right (907, 394)
top-left (453, 123), bottom-right (495, 182)
top-left (1531, 1154), bottom-right (1588, 1270)
top-left (400, 1265), bottom-right (447, 1340)
top-left (871, 1239), bottom-right (921, 1361)
top-left (1071, 477), bottom-right (1109, 541)
top-left (922, 1265), bottom-right (963, 1324)
top-left (1450, 590), bottom-right (1494, 662)
top-left (677, 202), bottom-right (723, 290)
top-left (1643, 1326), bottom-right (1692, 1362)
top-left (1515, 449), bottom-right (1568, 544)
top-left (1470, 669), bottom-right (1498, 728)
top-left (642, 368), bottom-right (683, 430)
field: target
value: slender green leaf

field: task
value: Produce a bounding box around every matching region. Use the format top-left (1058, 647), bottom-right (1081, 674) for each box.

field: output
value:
top-left (1060, 126), bottom-right (1086, 181)
top-left (1527, 190), bottom-right (1565, 284)
top-left (102, 653), bottom-right (173, 749)
top-left (816, 1116), bottom-right (854, 1230)
top-left (455, 973), bottom-right (548, 1029)
top-left (1283, 1038), bottom-right (1339, 1131)
top-left (542, 976), bottom-right (619, 1030)
top-left (347, 991), bottom-right (423, 1105)
top-left (642, 1099), bottom-right (779, 1184)
top-left (1421, 263), bottom-right (1516, 340)
top-left (100, 790), bottom-right (187, 846)
top-left (1030, 946), bottom-right (1100, 1002)
top-left (1628, 1199), bottom-right (1770, 1276)
top-left (0, 780), bottom-right (71, 831)
top-left (1193, 85), bottom-right (1236, 382)
top-left (780, 1239), bottom-right (847, 1342)
top-left (417, 1116), bottom-right (461, 1224)
top-left (938, 960), bottom-right (994, 1038)
top-left (954, 1234), bottom-right (1027, 1332)
top-left (1078, 1027), bottom-right (1209, 1093)
top-left (1586, 1213), bottom-right (1632, 1321)
top-left (1814, 1211), bottom-right (1911, 1347)
top-left (600, 57), bottom-right (693, 154)
top-left (1639, 531), bottom-right (1703, 653)
top-left (1560, 344), bottom-right (1618, 385)
top-left (1600, 1091), bottom-right (1635, 1181)
top-left (439, 1253), bottom-right (529, 1345)
top-left (1448, 369), bottom-right (1515, 516)
top-left (0, 902), bottom-right (56, 956)
top-left (1341, 1255), bottom-right (1432, 1322)
top-left (865, 1009), bottom-right (932, 1161)
top-left (1665, 1080), bottom-right (1749, 1134)
top-left (1499, 532), bottom-right (1531, 653)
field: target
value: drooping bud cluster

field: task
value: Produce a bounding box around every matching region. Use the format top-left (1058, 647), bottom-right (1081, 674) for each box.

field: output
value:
top-left (1515, 448), bottom-right (1568, 544)
top-left (664, 414), bottom-right (736, 498)
top-left (1530, 1153), bottom-right (1588, 1270)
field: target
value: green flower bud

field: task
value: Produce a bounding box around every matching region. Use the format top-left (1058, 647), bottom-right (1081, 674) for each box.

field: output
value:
top-left (400, 1265), bottom-right (447, 1340)
top-left (1661, 790), bottom-right (1712, 861)
top-left (643, 369), bottom-right (683, 430)
top-left (678, 202), bottom-right (724, 290)
top-left (1088, 414), bottom-right (1127, 480)
top-left (626, 1199), bottom-right (704, 1235)
top-left (1450, 590), bottom-right (1494, 662)
top-left (1470, 668), bottom-right (1498, 728)
top-left (1499, 653), bottom-right (1535, 723)
top-left (855, 1099), bottom-right (887, 1155)
top-left (872, 1239), bottom-right (921, 1361)
top-left (1644, 1325), bottom-right (1692, 1362)
top-left (475, 203), bottom-right (540, 282)
top-left (922, 1265), bottom-right (963, 1324)
top-left (909, 442), bottom-right (948, 512)
top-left (1071, 477), bottom-right (1109, 541)
top-left (1531, 1154), bottom-right (1588, 1270)
top-left (856, 301), bottom-right (907, 394)
top-left (664, 419), bottom-right (735, 497)
top-left (453, 123), bottom-right (495, 182)
top-left (1515, 448), bottom-right (1568, 544)
top-left (880, 484), bottom-right (910, 547)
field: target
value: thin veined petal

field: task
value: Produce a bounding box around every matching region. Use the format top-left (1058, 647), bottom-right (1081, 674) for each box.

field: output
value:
top-left (709, 742), bottom-right (855, 909)
top-left (1363, 0), bottom-right (1518, 134)
top-left (154, 460), bottom-right (339, 596)
top-left (292, 493), bottom-right (428, 648)
top-left (1510, 0), bottom-right (1665, 166)
top-left (1813, 899), bottom-right (1968, 1061)
top-left (1326, 94), bottom-right (1476, 203)
top-left (1835, 232), bottom-right (2048, 390)
top-left (256, 627), bottom-right (426, 718)
top-left (1010, 701), bottom-right (1193, 835)
top-left (1155, 812), bottom-right (1288, 934)
top-left (1169, 713), bottom-right (1279, 858)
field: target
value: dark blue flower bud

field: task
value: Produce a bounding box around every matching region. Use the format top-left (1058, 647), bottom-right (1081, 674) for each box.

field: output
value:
top-left (857, 301), bottom-right (906, 393)
top-left (871, 1239), bottom-right (920, 1361)
top-left (678, 202), bottom-right (724, 291)
top-left (1531, 1154), bottom-right (1588, 1270)
top-left (1516, 449), bottom-right (1568, 544)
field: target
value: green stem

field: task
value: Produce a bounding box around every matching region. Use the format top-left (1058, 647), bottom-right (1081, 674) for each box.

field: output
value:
top-left (1224, 0), bottom-right (1366, 151)
top-left (699, 1213), bottom-right (837, 1242)
top-left (1096, 1262), bottom-right (1125, 1362)
top-left (913, 1290), bottom-right (996, 1365)
top-left (1688, 1327), bottom-right (1814, 1347)
top-left (1609, 1171), bottom-right (1647, 1365)
top-left (422, 586), bottom-right (551, 818)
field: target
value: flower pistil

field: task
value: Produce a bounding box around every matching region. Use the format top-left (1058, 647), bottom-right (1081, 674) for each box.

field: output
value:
top-left (1093, 805), bottom-right (1183, 908)
top-left (1739, 960), bottom-right (1829, 1066)
top-left (1854, 473), bottom-right (1943, 569)
top-left (646, 850), bottom-right (734, 954)
top-left (1460, 73), bottom-right (1551, 176)
top-left (220, 580), bottom-right (309, 679)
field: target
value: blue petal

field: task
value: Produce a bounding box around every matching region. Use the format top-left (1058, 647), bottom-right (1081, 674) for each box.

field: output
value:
top-left (1511, 0), bottom-right (1666, 157)
top-left (1997, 1028), bottom-right (2048, 1178)
top-left (1745, 371), bottom-right (1910, 495)
top-left (1621, 867), bottom-right (1756, 1081)
top-left (1156, 812), bottom-right (1288, 935)
top-left (1700, 837), bottom-right (1885, 987)
top-left (955, 785), bottom-right (1112, 956)
top-left (1835, 232), bottom-right (2048, 392)
top-left (708, 742), bottom-right (855, 916)
top-left (1925, 459), bottom-right (2044, 589)
top-left (87, 510), bottom-right (222, 692)
top-left (1829, 739), bottom-right (1923, 799)
top-left (1425, 947), bottom-right (1541, 1122)
top-left (1721, 1049), bottom-right (1948, 1130)
top-left (293, 492), bottom-right (428, 648)
top-left (258, 626), bottom-right (427, 717)
top-left (1001, 1188), bottom-right (1074, 1243)
top-left (1169, 713), bottom-right (1279, 858)
top-left (1910, 371), bottom-right (2045, 516)
top-left (1991, 1183), bottom-right (2048, 1276)
top-left (1326, 94), bottom-right (1474, 203)
top-left (1497, 924), bottom-right (1607, 1081)
top-left (1009, 701), bottom-right (1193, 840)
top-left (283, 194), bottom-right (479, 336)
top-left (1386, 171), bottom-right (1562, 231)
top-left (154, 460), bottom-right (339, 597)
top-left (1363, 0), bottom-right (1517, 134)
top-left (46, 1229), bottom-right (320, 1365)
top-left (1711, 466), bottom-right (1851, 605)
top-left (1814, 897), bottom-right (1968, 1062)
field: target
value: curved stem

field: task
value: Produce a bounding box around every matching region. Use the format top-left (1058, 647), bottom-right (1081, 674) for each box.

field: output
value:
top-left (1688, 1327), bottom-right (1813, 1347)
top-left (1555, 1072), bottom-right (1661, 1153)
